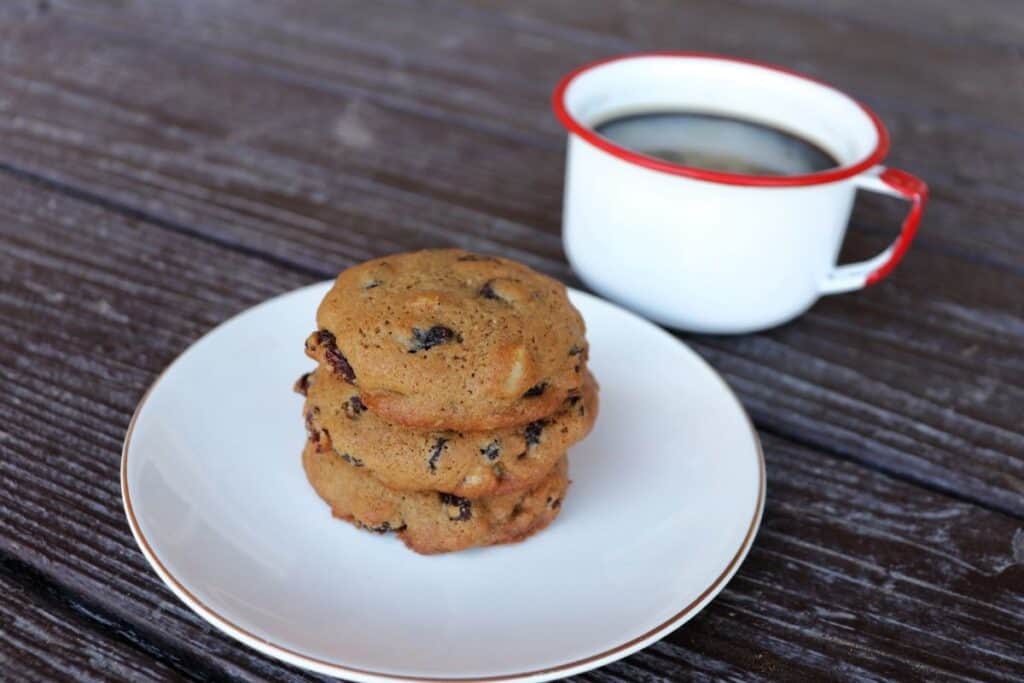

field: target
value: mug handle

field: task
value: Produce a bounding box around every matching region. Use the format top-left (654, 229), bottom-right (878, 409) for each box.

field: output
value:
top-left (820, 166), bottom-right (928, 295)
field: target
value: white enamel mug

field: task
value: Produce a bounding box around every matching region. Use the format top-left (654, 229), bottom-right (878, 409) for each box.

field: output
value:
top-left (553, 53), bottom-right (927, 334)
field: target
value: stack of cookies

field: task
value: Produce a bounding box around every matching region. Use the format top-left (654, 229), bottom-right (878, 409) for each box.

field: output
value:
top-left (296, 249), bottom-right (598, 554)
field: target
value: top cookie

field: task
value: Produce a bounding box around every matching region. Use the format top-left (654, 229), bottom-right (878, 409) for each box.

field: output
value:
top-left (309, 249), bottom-right (588, 430)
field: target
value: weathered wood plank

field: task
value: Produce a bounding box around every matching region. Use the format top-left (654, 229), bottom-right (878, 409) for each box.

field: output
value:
top-left (5, 0), bottom-right (1021, 271)
top-left (727, 0), bottom-right (1024, 51)
top-left (33, 0), bottom-right (1024, 269)
top-left (50, 0), bottom-right (1024, 130)
top-left (449, 0), bottom-right (1024, 126)
top-left (0, 180), bottom-right (323, 681)
top-left (0, 8), bottom-right (1021, 514)
top-left (2, 174), bottom-right (1024, 680)
top-left (0, 557), bottom-right (187, 682)
top-left (695, 436), bottom-right (1024, 681)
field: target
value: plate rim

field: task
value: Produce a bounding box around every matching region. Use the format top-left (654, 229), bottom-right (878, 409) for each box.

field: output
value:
top-left (121, 283), bottom-right (766, 683)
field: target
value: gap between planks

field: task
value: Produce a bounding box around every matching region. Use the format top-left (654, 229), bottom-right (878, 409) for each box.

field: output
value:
top-left (754, 420), bottom-right (1023, 522)
top-left (0, 552), bottom-right (233, 683)
top-left (0, 161), bottom-right (330, 281)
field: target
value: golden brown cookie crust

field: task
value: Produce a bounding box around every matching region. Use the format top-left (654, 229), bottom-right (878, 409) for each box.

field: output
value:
top-left (303, 367), bottom-right (597, 498)
top-left (308, 249), bottom-right (588, 430)
top-left (302, 440), bottom-right (569, 554)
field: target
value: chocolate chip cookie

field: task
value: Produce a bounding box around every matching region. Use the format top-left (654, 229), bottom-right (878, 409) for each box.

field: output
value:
top-left (302, 366), bottom-right (598, 498)
top-left (306, 249), bottom-right (588, 430)
top-left (302, 440), bottom-right (569, 554)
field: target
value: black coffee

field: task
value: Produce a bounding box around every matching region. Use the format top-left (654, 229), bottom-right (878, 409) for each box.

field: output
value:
top-left (594, 111), bottom-right (839, 176)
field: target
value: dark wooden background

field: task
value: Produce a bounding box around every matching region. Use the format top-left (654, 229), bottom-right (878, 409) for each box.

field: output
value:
top-left (1, 1), bottom-right (1022, 680)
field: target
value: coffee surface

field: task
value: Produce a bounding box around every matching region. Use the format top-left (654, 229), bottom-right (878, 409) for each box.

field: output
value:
top-left (595, 111), bottom-right (839, 176)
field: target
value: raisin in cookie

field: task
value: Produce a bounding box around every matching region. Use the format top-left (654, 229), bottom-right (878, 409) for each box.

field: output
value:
top-left (306, 249), bottom-right (588, 430)
top-left (302, 440), bottom-right (569, 554)
top-left (302, 366), bottom-right (597, 498)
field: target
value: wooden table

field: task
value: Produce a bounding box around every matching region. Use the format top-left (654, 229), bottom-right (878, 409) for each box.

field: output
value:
top-left (2, 1), bottom-right (1022, 680)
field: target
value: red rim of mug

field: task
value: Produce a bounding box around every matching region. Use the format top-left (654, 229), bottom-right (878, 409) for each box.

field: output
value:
top-left (552, 52), bottom-right (891, 187)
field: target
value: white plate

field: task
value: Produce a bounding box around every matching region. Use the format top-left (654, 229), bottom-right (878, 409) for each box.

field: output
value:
top-left (122, 283), bottom-right (764, 682)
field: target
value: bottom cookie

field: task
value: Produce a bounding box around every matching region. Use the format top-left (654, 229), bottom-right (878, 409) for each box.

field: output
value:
top-left (302, 440), bottom-right (569, 554)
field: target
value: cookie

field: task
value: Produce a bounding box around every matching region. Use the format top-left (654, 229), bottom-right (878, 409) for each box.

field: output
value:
top-left (302, 440), bottom-right (569, 554)
top-left (306, 249), bottom-right (588, 430)
top-left (303, 366), bottom-right (598, 498)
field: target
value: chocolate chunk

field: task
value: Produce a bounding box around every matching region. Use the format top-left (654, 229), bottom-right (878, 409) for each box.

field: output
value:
top-left (325, 347), bottom-right (356, 383)
top-left (523, 382), bottom-right (547, 398)
top-left (360, 521), bottom-right (404, 534)
top-left (439, 493), bottom-right (472, 521)
top-left (480, 440), bottom-right (501, 462)
top-left (479, 280), bottom-right (501, 300)
top-left (456, 253), bottom-right (497, 262)
top-left (293, 372), bottom-right (313, 396)
top-left (568, 345), bottom-right (585, 356)
top-left (309, 329), bottom-right (356, 383)
top-left (341, 453), bottom-right (364, 467)
top-left (304, 409), bottom-right (320, 443)
top-left (428, 437), bottom-right (449, 471)
top-left (363, 279), bottom-right (382, 289)
top-left (409, 326), bottom-right (460, 353)
top-left (524, 420), bottom-right (547, 447)
top-left (344, 395), bottom-right (367, 419)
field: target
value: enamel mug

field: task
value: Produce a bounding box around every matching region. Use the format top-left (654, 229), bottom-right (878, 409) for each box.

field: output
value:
top-left (553, 53), bottom-right (927, 334)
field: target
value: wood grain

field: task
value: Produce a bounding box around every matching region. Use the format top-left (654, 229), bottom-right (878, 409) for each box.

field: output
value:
top-left (2, 1), bottom-right (1023, 679)
top-left (0, 558), bottom-right (185, 682)
top-left (0, 5), bottom-right (1021, 514)
top-left (1, 173), bottom-right (1023, 681)
top-left (41, 0), bottom-right (1024, 265)
top-left (451, 0), bottom-right (1024, 127)
top-left (0, 177), bottom-right (321, 681)
top-left (725, 0), bottom-right (1024, 51)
